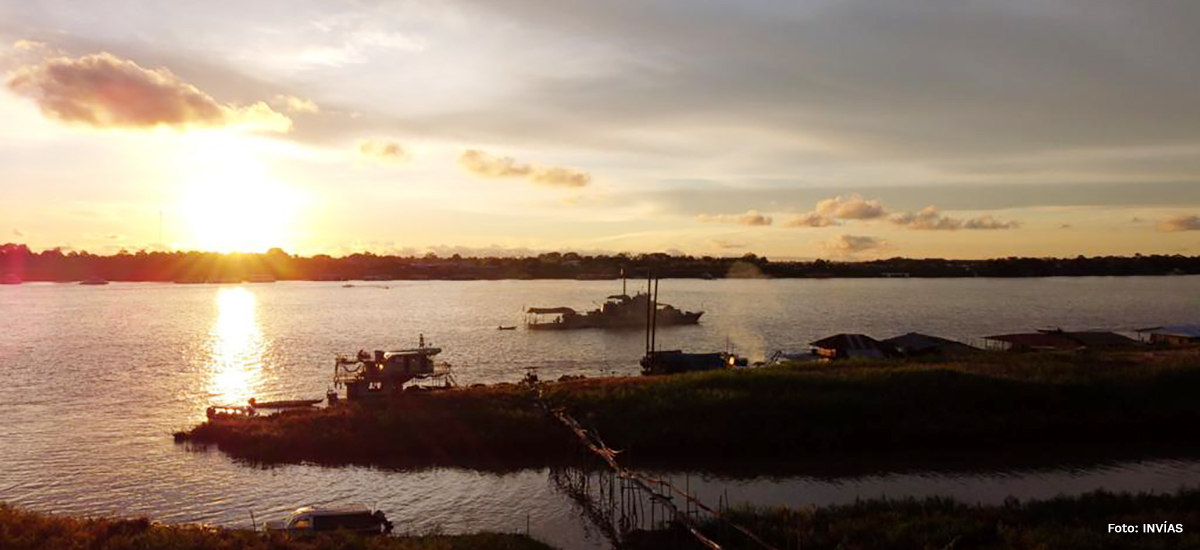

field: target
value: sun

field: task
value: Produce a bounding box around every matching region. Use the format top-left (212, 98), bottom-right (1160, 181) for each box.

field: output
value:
top-left (176, 134), bottom-right (302, 253)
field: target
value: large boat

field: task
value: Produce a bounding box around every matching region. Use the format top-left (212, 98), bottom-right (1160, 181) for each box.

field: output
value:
top-left (526, 281), bottom-right (702, 330)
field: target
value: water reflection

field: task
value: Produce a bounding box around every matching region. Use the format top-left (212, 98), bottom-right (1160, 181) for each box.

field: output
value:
top-left (208, 287), bottom-right (264, 405)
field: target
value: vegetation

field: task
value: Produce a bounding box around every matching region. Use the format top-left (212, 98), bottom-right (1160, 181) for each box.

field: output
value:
top-left (183, 384), bottom-right (579, 470)
top-left (0, 504), bottom-right (555, 550)
top-left (624, 489), bottom-right (1200, 550)
top-left (181, 348), bottom-right (1200, 471)
top-left (4, 243), bottom-right (1199, 281)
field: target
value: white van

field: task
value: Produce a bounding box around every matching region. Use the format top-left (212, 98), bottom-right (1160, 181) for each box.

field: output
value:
top-left (264, 505), bottom-right (393, 534)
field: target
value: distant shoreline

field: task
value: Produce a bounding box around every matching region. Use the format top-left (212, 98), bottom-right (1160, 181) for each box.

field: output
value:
top-left (3, 244), bottom-right (1199, 282)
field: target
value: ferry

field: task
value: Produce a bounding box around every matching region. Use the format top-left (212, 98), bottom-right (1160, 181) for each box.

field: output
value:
top-left (526, 278), bottom-right (702, 330)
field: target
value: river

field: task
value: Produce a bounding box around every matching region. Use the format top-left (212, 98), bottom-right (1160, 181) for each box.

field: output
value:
top-left (1, 277), bottom-right (1198, 548)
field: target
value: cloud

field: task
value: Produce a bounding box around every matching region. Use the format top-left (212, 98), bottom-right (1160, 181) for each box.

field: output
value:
top-left (815, 194), bottom-right (887, 220)
top-left (459, 149), bottom-right (533, 177)
top-left (270, 94), bottom-right (320, 114)
top-left (358, 139), bottom-right (409, 163)
top-left (782, 211), bottom-right (838, 228)
top-left (1158, 214), bottom-right (1200, 232)
top-left (6, 51), bottom-right (291, 131)
top-left (889, 206), bottom-right (1018, 230)
top-left (695, 209), bottom-right (772, 226)
top-left (529, 166), bottom-right (591, 188)
top-left (822, 234), bottom-right (886, 255)
top-left (708, 239), bottom-right (745, 249)
top-left (780, 193), bottom-right (884, 228)
top-left (458, 149), bottom-right (590, 188)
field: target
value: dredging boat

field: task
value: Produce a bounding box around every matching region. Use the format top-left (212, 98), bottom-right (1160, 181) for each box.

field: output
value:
top-left (525, 277), bottom-right (702, 330)
top-left (329, 335), bottom-right (456, 403)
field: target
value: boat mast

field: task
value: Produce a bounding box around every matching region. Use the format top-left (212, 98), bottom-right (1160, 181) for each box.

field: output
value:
top-left (645, 272), bottom-right (652, 355)
top-left (651, 277), bottom-right (659, 354)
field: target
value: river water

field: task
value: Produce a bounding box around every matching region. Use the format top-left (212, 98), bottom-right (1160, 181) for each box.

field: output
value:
top-left (1, 278), bottom-right (1198, 549)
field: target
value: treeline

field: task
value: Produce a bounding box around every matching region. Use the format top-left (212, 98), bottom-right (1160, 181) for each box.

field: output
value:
top-left (2, 243), bottom-right (1199, 282)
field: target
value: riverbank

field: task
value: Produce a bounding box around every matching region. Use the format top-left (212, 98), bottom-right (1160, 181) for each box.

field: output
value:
top-left (623, 489), bottom-right (1200, 549)
top-left (180, 348), bottom-right (1200, 471)
top-left (0, 504), bottom-right (553, 550)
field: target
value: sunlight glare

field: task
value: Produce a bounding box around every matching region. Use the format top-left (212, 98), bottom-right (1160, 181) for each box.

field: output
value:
top-left (208, 287), bottom-right (264, 405)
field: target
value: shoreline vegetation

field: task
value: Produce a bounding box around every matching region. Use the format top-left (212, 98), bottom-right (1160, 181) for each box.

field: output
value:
top-left (6, 490), bottom-right (1197, 550)
top-left (3, 244), bottom-right (1200, 281)
top-left (180, 348), bottom-right (1200, 473)
top-left (0, 504), bottom-right (552, 550)
top-left (624, 489), bottom-right (1200, 550)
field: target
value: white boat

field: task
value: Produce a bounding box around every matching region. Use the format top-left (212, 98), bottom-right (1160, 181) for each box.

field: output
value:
top-left (263, 504), bottom-right (392, 534)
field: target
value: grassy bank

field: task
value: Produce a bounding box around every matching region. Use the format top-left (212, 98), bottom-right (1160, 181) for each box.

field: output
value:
top-left (182, 348), bottom-right (1200, 470)
top-left (623, 489), bottom-right (1200, 550)
top-left (0, 504), bottom-right (554, 550)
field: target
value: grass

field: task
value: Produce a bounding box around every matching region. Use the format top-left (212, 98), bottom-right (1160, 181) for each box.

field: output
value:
top-left (0, 504), bottom-right (556, 550)
top-left (623, 488), bottom-right (1200, 550)
top-left (181, 348), bottom-right (1200, 470)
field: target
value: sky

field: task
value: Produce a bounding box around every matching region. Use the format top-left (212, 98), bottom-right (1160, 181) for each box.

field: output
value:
top-left (1, 0), bottom-right (1198, 259)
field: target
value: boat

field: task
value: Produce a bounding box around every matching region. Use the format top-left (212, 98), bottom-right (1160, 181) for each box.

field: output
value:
top-left (330, 335), bottom-right (456, 402)
top-left (247, 398), bottom-right (321, 409)
top-left (638, 275), bottom-right (736, 376)
top-left (247, 274), bottom-right (277, 283)
top-left (497, 325), bottom-right (517, 330)
top-left (264, 505), bottom-right (392, 534)
top-left (80, 277), bottom-right (109, 285)
top-left (525, 276), bottom-right (702, 330)
top-left (1, 273), bottom-right (21, 285)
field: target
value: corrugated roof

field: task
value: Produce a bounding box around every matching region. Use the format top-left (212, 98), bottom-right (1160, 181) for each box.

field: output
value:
top-left (810, 333), bottom-right (890, 351)
top-left (983, 333), bottom-right (1082, 350)
top-left (884, 332), bottom-right (977, 353)
top-left (1137, 325), bottom-right (1200, 338)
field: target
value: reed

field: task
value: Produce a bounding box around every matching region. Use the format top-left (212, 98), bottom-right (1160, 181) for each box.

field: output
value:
top-left (623, 488), bottom-right (1200, 549)
top-left (0, 504), bottom-right (555, 550)
top-left (182, 348), bottom-right (1200, 470)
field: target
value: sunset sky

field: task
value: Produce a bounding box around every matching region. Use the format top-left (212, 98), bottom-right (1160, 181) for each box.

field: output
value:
top-left (1, 0), bottom-right (1198, 259)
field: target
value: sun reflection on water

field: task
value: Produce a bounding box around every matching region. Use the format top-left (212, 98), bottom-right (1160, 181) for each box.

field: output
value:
top-left (208, 287), bottom-right (264, 405)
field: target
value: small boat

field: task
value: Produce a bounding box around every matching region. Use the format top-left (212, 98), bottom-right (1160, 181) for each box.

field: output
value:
top-left (248, 398), bottom-right (322, 409)
top-left (497, 325), bottom-right (517, 330)
top-left (264, 505), bottom-right (392, 534)
top-left (80, 277), bottom-right (109, 285)
top-left (247, 274), bottom-right (277, 283)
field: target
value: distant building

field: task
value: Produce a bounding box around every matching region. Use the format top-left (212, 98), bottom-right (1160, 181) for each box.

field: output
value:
top-left (1135, 325), bottom-right (1200, 346)
top-left (884, 332), bottom-right (977, 356)
top-left (809, 333), bottom-right (897, 360)
top-left (982, 329), bottom-right (1138, 351)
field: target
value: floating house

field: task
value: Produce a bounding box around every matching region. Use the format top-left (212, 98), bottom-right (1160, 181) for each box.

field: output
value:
top-left (1135, 325), bottom-right (1200, 346)
top-left (982, 329), bottom-right (1137, 351)
top-left (884, 332), bottom-right (977, 356)
top-left (809, 333), bottom-right (897, 360)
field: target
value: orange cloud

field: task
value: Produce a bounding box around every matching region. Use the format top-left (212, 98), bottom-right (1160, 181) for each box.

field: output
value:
top-left (822, 234), bottom-right (887, 257)
top-left (1157, 214), bottom-right (1200, 232)
top-left (782, 211), bottom-right (837, 228)
top-left (458, 149), bottom-right (590, 187)
top-left (696, 209), bottom-right (773, 226)
top-left (6, 51), bottom-right (290, 131)
top-left (358, 139), bottom-right (409, 163)
top-left (890, 206), bottom-right (1018, 230)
